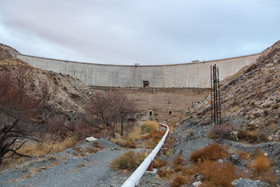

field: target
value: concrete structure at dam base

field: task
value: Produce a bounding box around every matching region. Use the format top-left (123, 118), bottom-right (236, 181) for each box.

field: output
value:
top-left (95, 87), bottom-right (210, 121)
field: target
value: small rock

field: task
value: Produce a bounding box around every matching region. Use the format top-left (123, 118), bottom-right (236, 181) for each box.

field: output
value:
top-left (218, 159), bottom-right (223, 164)
top-left (232, 178), bottom-right (265, 187)
top-left (264, 153), bottom-right (268, 157)
top-left (86, 137), bottom-right (97, 142)
top-left (230, 155), bottom-right (240, 164)
top-left (193, 181), bottom-right (201, 187)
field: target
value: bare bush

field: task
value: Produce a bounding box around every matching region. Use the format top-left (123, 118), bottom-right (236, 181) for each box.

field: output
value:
top-left (87, 92), bottom-right (135, 137)
top-left (208, 123), bottom-right (239, 139)
top-left (0, 65), bottom-right (53, 165)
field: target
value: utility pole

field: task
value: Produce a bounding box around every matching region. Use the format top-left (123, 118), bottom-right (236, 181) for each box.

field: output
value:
top-left (210, 64), bottom-right (221, 126)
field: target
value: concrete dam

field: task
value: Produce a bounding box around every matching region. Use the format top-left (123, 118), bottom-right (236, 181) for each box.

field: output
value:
top-left (16, 53), bottom-right (260, 88)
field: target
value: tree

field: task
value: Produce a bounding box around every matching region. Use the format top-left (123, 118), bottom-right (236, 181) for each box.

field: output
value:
top-left (0, 64), bottom-right (51, 165)
top-left (87, 92), bottom-right (135, 136)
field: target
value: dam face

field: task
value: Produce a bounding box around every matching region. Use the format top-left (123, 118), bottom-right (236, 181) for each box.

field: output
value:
top-left (16, 53), bottom-right (260, 88)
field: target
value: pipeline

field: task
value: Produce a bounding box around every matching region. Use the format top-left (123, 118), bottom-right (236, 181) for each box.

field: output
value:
top-left (122, 123), bottom-right (169, 187)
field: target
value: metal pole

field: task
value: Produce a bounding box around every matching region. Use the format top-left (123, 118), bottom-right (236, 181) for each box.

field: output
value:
top-left (210, 65), bottom-right (213, 126)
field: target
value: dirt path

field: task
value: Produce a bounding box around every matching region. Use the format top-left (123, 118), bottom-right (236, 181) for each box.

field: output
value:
top-left (0, 139), bottom-right (134, 187)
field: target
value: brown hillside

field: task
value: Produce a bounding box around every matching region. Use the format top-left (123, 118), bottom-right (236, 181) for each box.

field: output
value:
top-left (0, 44), bottom-right (94, 117)
top-left (192, 40), bottom-right (280, 141)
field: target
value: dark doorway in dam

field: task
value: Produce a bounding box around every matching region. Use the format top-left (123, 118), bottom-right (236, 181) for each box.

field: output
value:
top-left (143, 81), bottom-right (149, 87)
top-left (150, 111), bottom-right (153, 116)
top-left (169, 111), bottom-right (172, 115)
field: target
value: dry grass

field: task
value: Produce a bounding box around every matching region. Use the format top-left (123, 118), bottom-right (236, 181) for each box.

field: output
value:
top-left (111, 125), bottom-right (142, 148)
top-left (153, 158), bottom-right (167, 168)
top-left (170, 175), bottom-right (189, 187)
top-left (141, 120), bottom-right (159, 134)
top-left (111, 137), bottom-right (136, 148)
top-left (163, 148), bottom-right (174, 157)
top-left (248, 151), bottom-right (277, 185)
top-left (73, 147), bottom-right (83, 153)
top-left (237, 151), bottom-right (251, 160)
top-left (110, 150), bottom-right (148, 171)
top-left (75, 163), bottom-right (86, 168)
top-left (125, 125), bottom-right (142, 142)
top-left (158, 168), bottom-right (175, 179)
top-left (189, 143), bottom-right (229, 163)
top-left (72, 152), bottom-right (79, 156)
top-left (198, 160), bottom-right (238, 187)
top-left (1, 137), bottom-right (78, 169)
top-left (250, 151), bottom-right (270, 174)
top-left (92, 141), bottom-right (103, 149)
top-left (86, 147), bottom-right (98, 154)
top-left (173, 155), bottom-right (184, 172)
top-left (141, 129), bottom-right (165, 143)
top-left (182, 165), bottom-right (198, 177)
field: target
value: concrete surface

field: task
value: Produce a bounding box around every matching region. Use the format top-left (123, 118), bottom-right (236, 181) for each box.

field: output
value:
top-left (16, 53), bottom-right (260, 88)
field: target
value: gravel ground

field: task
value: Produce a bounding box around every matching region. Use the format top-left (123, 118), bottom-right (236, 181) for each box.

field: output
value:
top-left (0, 139), bottom-right (168, 187)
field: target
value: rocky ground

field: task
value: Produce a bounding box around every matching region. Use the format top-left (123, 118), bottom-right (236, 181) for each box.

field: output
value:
top-left (0, 139), bottom-right (168, 187)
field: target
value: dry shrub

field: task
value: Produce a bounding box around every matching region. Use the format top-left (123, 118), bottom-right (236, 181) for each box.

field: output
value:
top-left (163, 148), bottom-right (174, 157)
top-left (150, 129), bottom-right (165, 142)
top-left (38, 136), bottom-right (78, 153)
top-left (198, 160), bottom-right (237, 187)
top-left (190, 143), bottom-right (229, 163)
top-left (111, 126), bottom-right (142, 148)
top-left (73, 147), bottom-right (83, 153)
top-left (237, 151), bottom-right (251, 160)
top-left (125, 125), bottom-right (142, 142)
top-left (249, 151), bottom-right (277, 185)
top-left (173, 155), bottom-right (184, 172)
top-left (110, 150), bottom-right (147, 171)
top-left (182, 165), bottom-right (198, 177)
top-left (86, 147), bottom-right (98, 154)
top-left (170, 175), bottom-right (188, 187)
top-left (111, 138), bottom-right (136, 148)
top-left (250, 151), bottom-right (270, 174)
top-left (141, 120), bottom-right (159, 134)
top-left (142, 129), bottom-right (165, 143)
top-left (208, 124), bottom-right (238, 139)
top-left (92, 141), bottom-right (103, 149)
top-left (1, 136), bottom-right (78, 169)
top-left (153, 158), bottom-right (167, 168)
top-left (158, 168), bottom-right (175, 179)
top-left (75, 163), bottom-right (85, 168)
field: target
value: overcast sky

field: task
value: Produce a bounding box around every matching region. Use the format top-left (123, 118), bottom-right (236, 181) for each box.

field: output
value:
top-left (0, 0), bottom-right (279, 65)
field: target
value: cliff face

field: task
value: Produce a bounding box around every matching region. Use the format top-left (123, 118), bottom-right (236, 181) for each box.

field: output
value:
top-left (192, 40), bottom-right (280, 140)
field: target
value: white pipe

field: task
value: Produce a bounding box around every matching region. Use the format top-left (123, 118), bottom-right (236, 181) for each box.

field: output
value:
top-left (122, 123), bottom-right (169, 187)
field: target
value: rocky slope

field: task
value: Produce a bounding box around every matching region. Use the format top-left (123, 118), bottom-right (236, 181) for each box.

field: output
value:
top-left (191, 40), bottom-right (280, 141)
top-left (0, 44), bottom-right (93, 117)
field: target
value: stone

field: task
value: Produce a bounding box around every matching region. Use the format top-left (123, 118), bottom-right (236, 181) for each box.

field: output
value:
top-left (230, 155), bottom-right (240, 164)
top-left (232, 178), bottom-right (265, 187)
top-left (86, 137), bottom-right (97, 142)
top-left (193, 181), bottom-right (201, 187)
top-left (218, 159), bottom-right (224, 164)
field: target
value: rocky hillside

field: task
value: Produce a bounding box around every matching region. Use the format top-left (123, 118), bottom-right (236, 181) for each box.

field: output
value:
top-left (0, 44), bottom-right (93, 119)
top-left (191, 40), bottom-right (280, 141)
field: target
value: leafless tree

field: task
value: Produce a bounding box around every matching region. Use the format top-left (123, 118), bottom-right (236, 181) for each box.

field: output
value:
top-left (0, 65), bottom-right (52, 165)
top-left (87, 92), bottom-right (135, 137)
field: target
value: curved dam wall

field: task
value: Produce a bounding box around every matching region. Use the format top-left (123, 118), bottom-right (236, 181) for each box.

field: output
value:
top-left (16, 53), bottom-right (261, 88)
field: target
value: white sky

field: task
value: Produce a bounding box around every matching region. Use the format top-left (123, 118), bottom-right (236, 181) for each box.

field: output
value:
top-left (0, 0), bottom-right (279, 65)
